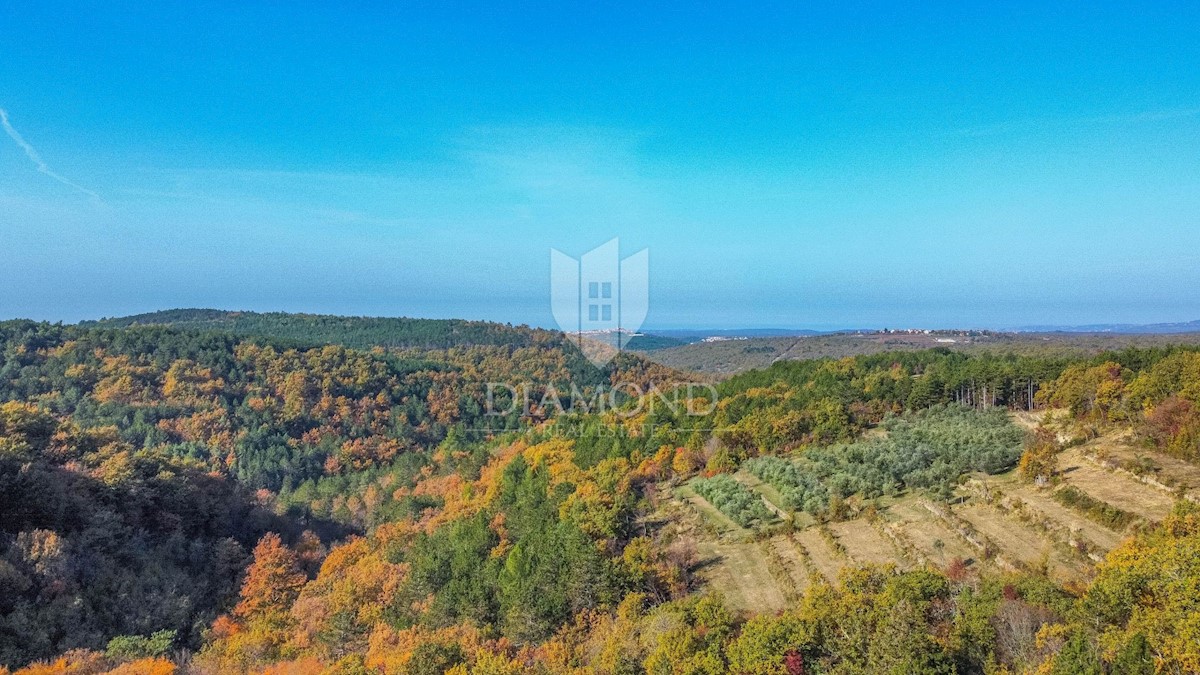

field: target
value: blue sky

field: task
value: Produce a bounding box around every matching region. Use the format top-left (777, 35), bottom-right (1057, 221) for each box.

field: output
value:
top-left (1, 2), bottom-right (1199, 329)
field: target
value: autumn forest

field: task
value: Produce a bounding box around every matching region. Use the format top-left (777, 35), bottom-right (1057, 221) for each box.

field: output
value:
top-left (0, 311), bottom-right (1195, 674)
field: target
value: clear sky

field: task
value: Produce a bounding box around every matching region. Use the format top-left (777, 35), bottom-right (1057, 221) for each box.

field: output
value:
top-left (2, 2), bottom-right (1199, 329)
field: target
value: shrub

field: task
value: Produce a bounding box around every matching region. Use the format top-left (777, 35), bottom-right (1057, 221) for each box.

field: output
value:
top-left (744, 406), bottom-right (1024, 514)
top-left (105, 630), bottom-right (176, 659)
top-left (693, 475), bottom-right (774, 528)
top-left (1052, 486), bottom-right (1136, 530)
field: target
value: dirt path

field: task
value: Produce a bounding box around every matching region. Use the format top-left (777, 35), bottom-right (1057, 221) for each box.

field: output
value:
top-left (1008, 410), bottom-right (1043, 431)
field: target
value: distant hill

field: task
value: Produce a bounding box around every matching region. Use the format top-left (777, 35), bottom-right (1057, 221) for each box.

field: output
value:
top-left (1013, 319), bottom-right (1200, 334)
top-left (620, 333), bottom-right (687, 350)
top-left (635, 329), bottom-right (1200, 375)
top-left (80, 308), bottom-right (547, 351)
top-left (646, 328), bottom-right (828, 341)
top-left (617, 328), bottom-right (827, 352)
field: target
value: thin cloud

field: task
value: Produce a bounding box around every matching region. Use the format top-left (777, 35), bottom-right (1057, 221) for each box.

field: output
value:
top-left (0, 107), bottom-right (102, 203)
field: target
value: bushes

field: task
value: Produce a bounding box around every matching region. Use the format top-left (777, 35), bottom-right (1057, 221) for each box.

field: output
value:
top-left (1052, 485), bottom-right (1137, 531)
top-left (692, 475), bottom-right (774, 528)
top-left (1018, 427), bottom-right (1062, 482)
top-left (745, 405), bottom-right (1024, 515)
top-left (743, 456), bottom-right (830, 513)
top-left (105, 631), bottom-right (176, 660)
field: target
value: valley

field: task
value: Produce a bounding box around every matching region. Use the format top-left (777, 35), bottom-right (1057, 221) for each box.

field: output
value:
top-left (2, 312), bottom-right (1200, 673)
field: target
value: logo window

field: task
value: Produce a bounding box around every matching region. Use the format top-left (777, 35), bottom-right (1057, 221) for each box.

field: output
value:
top-left (589, 288), bottom-right (612, 321)
top-left (587, 280), bottom-right (613, 323)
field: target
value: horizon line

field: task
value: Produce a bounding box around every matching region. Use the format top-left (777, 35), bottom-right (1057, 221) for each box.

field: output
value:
top-left (7, 307), bottom-right (1200, 336)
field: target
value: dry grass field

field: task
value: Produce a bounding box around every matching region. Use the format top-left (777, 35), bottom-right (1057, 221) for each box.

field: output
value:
top-left (767, 535), bottom-right (812, 594)
top-left (663, 487), bottom-right (793, 613)
top-left (884, 498), bottom-right (977, 567)
top-left (954, 503), bottom-right (1085, 581)
top-left (793, 527), bottom-right (846, 584)
top-left (1057, 448), bottom-right (1175, 521)
top-left (829, 519), bottom-right (905, 567)
top-left (1096, 446), bottom-right (1200, 493)
top-left (694, 537), bottom-right (790, 613)
top-left (1000, 480), bottom-right (1125, 550)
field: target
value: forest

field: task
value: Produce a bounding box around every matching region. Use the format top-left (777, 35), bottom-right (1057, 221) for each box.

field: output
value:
top-left (79, 309), bottom-right (549, 351)
top-left (1, 315), bottom-right (1199, 673)
top-left (0, 317), bottom-right (675, 668)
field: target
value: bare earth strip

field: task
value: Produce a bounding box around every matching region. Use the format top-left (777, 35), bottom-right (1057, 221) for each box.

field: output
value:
top-left (1058, 449), bottom-right (1176, 522)
top-left (1004, 482), bottom-right (1125, 551)
top-left (955, 504), bottom-right (1083, 581)
top-left (793, 527), bottom-right (844, 584)
top-left (829, 519), bottom-right (903, 567)
top-left (768, 535), bottom-right (811, 594)
top-left (695, 538), bottom-right (789, 614)
top-left (885, 500), bottom-right (976, 567)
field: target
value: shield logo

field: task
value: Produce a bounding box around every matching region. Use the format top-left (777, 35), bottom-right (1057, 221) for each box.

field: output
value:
top-left (550, 238), bottom-right (649, 367)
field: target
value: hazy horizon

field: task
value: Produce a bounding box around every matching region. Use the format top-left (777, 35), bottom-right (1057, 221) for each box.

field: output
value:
top-left (3, 4), bottom-right (1199, 328)
top-left (7, 304), bottom-right (1196, 335)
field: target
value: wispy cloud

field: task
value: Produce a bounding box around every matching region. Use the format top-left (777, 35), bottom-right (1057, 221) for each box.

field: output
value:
top-left (0, 107), bottom-right (102, 203)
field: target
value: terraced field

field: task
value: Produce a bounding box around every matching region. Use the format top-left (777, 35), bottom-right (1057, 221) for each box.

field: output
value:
top-left (884, 499), bottom-right (977, 567)
top-left (695, 537), bottom-right (790, 613)
top-left (1001, 480), bottom-right (1125, 551)
top-left (793, 527), bottom-right (846, 583)
top-left (766, 536), bottom-right (812, 594)
top-left (676, 422), bottom-right (1194, 613)
top-left (955, 503), bottom-right (1085, 581)
top-left (829, 519), bottom-right (905, 567)
top-left (1091, 443), bottom-right (1200, 495)
top-left (1057, 448), bottom-right (1175, 521)
top-left (660, 487), bottom-right (793, 613)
